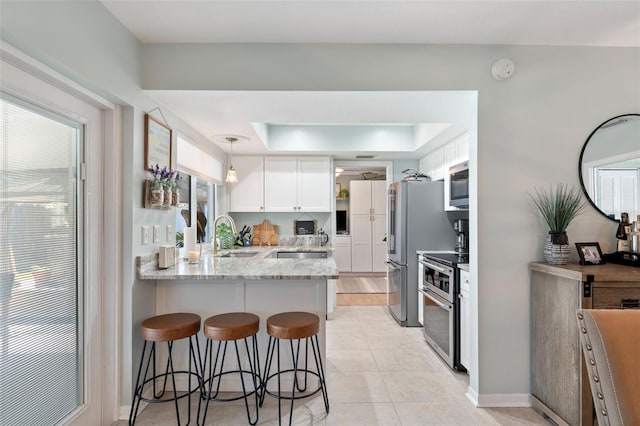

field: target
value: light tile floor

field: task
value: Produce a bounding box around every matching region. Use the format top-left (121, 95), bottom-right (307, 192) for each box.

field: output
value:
top-left (118, 306), bottom-right (550, 425)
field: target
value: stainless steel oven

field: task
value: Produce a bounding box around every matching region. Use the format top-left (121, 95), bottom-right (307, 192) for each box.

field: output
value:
top-left (419, 257), bottom-right (454, 301)
top-left (419, 287), bottom-right (455, 368)
top-left (419, 253), bottom-right (467, 371)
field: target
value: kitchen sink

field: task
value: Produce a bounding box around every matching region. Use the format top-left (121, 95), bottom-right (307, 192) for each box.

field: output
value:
top-left (228, 251), bottom-right (259, 258)
top-left (217, 251), bottom-right (259, 258)
top-left (275, 251), bottom-right (328, 259)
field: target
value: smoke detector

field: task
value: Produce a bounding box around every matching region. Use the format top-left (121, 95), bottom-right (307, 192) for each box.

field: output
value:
top-left (491, 58), bottom-right (515, 80)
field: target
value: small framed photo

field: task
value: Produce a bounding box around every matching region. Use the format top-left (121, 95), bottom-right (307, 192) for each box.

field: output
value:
top-left (575, 242), bottom-right (606, 265)
top-left (144, 113), bottom-right (172, 170)
top-left (335, 183), bottom-right (342, 197)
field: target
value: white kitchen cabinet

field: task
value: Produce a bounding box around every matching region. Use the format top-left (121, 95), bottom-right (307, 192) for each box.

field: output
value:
top-left (228, 156), bottom-right (265, 212)
top-left (264, 156), bottom-right (331, 212)
top-left (350, 180), bottom-right (387, 272)
top-left (459, 268), bottom-right (471, 372)
top-left (418, 254), bottom-right (424, 325)
top-left (419, 147), bottom-right (444, 181)
top-left (334, 235), bottom-right (352, 272)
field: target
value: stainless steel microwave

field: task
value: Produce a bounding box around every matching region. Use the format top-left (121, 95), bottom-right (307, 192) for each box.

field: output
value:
top-left (449, 161), bottom-right (469, 208)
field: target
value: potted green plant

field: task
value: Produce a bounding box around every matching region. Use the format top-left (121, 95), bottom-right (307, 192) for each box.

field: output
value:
top-left (530, 183), bottom-right (586, 264)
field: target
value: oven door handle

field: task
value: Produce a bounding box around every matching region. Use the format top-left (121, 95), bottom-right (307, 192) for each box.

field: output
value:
top-left (419, 259), bottom-right (446, 273)
top-left (419, 289), bottom-right (452, 311)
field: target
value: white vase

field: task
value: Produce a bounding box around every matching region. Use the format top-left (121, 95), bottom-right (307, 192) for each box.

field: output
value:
top-left (544, 232), bottom-right (570, 265)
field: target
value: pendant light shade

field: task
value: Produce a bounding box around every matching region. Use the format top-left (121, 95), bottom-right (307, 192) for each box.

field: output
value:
top-left (224, 136), bottom-right (239, 183)
top-left (226, 166), bottom-right (238, 183)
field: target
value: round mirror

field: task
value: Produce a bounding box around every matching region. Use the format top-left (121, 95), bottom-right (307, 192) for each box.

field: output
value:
top-left (578, 114), bottom-right (640, 222)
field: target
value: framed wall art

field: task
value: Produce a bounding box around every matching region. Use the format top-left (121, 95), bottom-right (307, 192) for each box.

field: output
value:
top-left (144, 113), bottom-right (172, 170)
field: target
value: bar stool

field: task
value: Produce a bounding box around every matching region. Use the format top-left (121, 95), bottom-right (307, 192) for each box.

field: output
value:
top-left (260, 312), bottom-right (329, 425)
top-left (198, 312), bottom-right (261, 425)
top-left (129, 312), bottom-right (202, 426)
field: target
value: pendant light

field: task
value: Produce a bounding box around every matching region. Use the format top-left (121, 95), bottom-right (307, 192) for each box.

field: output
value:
top-left (225, 137), bottom-right (238, 183)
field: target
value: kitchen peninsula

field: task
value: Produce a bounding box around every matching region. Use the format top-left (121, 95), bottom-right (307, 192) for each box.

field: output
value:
top-left (137, 246), bottom-right (339, 389)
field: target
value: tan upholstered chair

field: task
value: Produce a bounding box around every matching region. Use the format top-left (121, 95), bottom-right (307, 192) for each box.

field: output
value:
top-left (576, 309), bottom-right (640, 426)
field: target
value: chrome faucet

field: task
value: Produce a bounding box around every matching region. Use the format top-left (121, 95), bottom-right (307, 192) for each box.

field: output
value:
top-left (212, 214), bottom-right (237, 255)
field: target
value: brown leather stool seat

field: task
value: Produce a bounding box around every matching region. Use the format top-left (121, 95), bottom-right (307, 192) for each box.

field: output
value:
top-left (129, 313), bottom-right (202, 426)
top-left (261, 312), bottom-right (329, 425)
top-left (198, 312), bottom-right (262, 426)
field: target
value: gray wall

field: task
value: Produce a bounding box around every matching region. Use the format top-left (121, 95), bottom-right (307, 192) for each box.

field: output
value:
top-left (2, 0), bottom-right (639, 407)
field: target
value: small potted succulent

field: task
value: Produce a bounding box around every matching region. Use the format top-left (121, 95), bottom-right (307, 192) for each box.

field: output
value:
top-left (530, 183), bottom-right (586, 264)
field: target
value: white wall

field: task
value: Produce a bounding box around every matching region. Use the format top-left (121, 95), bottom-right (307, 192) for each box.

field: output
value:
top-left (3, 1), bottom-right (639, 407)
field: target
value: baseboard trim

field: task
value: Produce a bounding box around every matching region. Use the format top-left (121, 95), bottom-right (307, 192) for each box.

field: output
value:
top-left (119, 405), bottom-right (133, 421)
top-left (466, 386), bottom-right (479, 406)
top-left (474, 392), bottom-right (532, 407)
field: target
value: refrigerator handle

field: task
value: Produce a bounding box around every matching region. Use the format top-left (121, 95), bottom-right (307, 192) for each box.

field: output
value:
top-left (385, 261), bottom-right (401, 270)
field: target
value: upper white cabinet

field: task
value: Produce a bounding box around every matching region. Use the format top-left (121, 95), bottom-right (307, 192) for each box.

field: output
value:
top-left (444, 136), bottom-right (469, 170)
top-left (228, 156), bottom-right (265, 212)
top-left (264, 156), bottom-right (331, 212)
top-left (420, 147), bottom-right (444, 181)
top-left (350, 180), bottom-right (387, 272)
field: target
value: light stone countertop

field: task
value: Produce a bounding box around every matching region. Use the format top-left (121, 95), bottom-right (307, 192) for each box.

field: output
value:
top-left (137, 246), bottom-right (339, 280)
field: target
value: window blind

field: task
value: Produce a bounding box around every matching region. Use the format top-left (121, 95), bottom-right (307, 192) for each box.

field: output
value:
top-left (0, 97), bottom-right (81, 425)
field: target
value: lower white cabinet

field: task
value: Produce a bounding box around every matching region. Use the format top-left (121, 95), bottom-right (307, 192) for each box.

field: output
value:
top-left (418, 254), bottom-right (424, 325)
top-left (334, 235), bottom-right (352, 272)
top-left (459, 268), bottom-right (471, 372)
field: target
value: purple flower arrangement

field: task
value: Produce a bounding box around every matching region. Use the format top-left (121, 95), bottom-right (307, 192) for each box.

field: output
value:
top-left (149, 164), bottom-right (179, 190)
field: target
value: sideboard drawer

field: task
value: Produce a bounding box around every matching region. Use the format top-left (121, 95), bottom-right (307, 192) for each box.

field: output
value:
top-left (593, 287), bottom-right (640, 309)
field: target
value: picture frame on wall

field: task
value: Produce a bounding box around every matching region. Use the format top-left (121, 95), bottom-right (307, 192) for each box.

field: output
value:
top-left (575, 242), bottom-right (606, 265)
top-left (144, 113), bottom-right (172, 170)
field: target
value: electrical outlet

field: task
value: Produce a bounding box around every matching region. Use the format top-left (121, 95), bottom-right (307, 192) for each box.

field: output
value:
top-left (141, 226), bottom-right (149, 245)
top-left (153, 225), bottom-right (160, 244)
top-left (166, 224), bottom-right (173, 242)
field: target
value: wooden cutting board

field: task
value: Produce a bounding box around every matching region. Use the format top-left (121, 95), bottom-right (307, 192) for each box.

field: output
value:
top-left (253, 219), bottom-right (278, 246)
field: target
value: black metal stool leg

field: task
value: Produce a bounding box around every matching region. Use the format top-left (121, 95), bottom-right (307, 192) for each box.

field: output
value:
top-left (198, 334), bottom-right (261, 426)
top-left (311, 335), bottom-right (329, 413)
top-left (129, 341), bottom-right (150, 425)
top-left (234, 338), bottom-right (259, 425)
top-left (260, 336), bottom-right (275, 406)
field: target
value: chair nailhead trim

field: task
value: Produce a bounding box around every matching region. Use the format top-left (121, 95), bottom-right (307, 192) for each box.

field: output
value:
top-left (576, 311), bottom-right (610, 424)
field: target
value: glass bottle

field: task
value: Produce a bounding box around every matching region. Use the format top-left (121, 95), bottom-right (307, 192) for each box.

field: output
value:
top-left (616, 212), bottom-right (630, 240)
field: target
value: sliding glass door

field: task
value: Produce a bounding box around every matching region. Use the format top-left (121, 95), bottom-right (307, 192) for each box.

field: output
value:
top-left (0, 96), bottom-right (83, 425)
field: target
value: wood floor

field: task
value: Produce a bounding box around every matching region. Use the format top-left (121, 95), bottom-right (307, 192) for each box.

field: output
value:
top-left (336, 274), bottom-right (387, 306)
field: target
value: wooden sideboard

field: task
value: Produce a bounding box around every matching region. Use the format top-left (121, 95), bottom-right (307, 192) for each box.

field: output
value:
top-left (530, 262), bottom-right (640, 426)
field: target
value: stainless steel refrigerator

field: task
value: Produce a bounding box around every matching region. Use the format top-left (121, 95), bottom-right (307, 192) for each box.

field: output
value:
top-left (386, 180), bottom-right (456, 326)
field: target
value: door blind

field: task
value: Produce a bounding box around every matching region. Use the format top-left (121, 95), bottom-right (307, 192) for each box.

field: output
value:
top-left (0, 96), bottom-right (82, 425)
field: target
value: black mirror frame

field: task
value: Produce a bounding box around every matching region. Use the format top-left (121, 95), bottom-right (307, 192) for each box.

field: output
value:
top-left (578, 113), bottom-right (640, 223)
